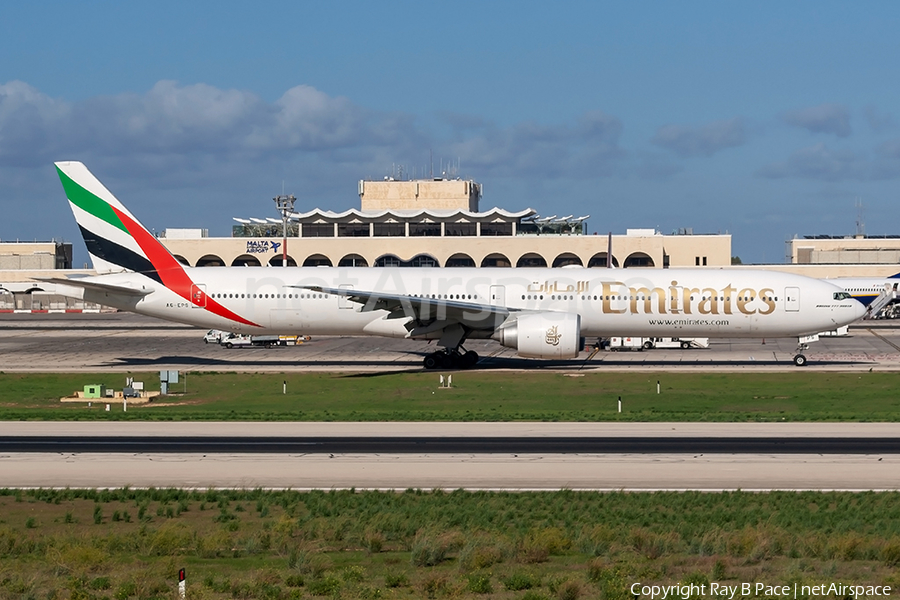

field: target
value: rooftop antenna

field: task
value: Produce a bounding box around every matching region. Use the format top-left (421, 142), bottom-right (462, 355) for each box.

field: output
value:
top-left (273, 193), bottom-right (296, 268)
top-left (855, 197), bottom-right (865, 237)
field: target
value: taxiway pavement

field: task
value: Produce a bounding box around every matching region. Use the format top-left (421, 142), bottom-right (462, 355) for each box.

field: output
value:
top-left (1, 313), bottom-right (899, 372)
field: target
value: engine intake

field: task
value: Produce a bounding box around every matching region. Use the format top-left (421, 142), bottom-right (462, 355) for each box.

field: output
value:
top-left (493, 312), bottom-right (581, 359)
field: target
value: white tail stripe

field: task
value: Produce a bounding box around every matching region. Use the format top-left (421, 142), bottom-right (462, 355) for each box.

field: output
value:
top-left (68, 201), bottom-right (145, 258)
top-left (55, 161), bottom-right (141, 223)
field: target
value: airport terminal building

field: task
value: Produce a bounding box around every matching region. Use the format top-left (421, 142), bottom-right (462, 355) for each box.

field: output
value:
top-left (6, 176), bottom-right (900, 312)
top-left (158, 177), bottom-right (733, 271)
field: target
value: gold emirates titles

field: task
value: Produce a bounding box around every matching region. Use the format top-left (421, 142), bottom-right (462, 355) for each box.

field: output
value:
top-left (527, 280), bottom-right (777, 316)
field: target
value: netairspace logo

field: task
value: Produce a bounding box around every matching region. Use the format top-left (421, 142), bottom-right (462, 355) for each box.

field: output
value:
top-left (630, 582), bottom-right (892, 600)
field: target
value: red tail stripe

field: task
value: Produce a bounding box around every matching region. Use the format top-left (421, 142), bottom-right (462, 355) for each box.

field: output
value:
top-left (111, 207), bottom-right (260, 327)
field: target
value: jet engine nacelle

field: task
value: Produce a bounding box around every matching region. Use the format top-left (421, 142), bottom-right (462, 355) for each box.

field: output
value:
top-left (493, 312), bottom-right (581, 359)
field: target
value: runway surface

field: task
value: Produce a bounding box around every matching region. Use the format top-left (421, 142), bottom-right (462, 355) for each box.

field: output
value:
top-left (4, 436), bottom-right (900, 454)
top-left (2, 314), bottom-right (899, 490)
top-left (2, 312), bottom-right (900, 372)
top-left (3, 423), bottom-right (900, 490)
top-left (3, 453), bottom-right (898, 491)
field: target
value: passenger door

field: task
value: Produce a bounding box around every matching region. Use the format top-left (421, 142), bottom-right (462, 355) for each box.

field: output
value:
top-left (490, 285), bottom-right (506, 307)
top-left (784, 287), bottom-right (800, 312)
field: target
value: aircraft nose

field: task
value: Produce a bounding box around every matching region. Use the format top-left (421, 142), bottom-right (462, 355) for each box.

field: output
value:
top-left (852, 298), bottom-right (868, 321)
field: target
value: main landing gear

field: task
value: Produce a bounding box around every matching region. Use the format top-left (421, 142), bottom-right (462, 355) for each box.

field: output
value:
top-left (423, 348), bottom-right (480, 370)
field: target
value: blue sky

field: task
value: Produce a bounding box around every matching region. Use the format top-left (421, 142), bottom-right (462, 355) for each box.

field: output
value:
top-left (2, 1), bottom-right (899, 265)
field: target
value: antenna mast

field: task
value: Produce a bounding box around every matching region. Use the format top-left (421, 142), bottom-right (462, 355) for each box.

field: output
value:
top-left (855, 198), bottom-right (865, 237)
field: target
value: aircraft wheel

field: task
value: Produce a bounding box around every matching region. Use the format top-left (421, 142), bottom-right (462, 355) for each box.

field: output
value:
top-left (793, 354), bottom-right (808, 367)
top-left (463, 351), bottom-right (479, 368)
top-left (423, 354), bottom-right (440, 369)
top-left (681, 341), bottom-right (690, 349)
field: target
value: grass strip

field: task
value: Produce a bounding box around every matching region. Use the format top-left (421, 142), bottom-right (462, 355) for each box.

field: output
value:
top-left (0, 371), bottom-right (897, 421)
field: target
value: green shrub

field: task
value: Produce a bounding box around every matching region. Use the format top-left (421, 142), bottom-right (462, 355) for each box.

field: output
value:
top-left (503, 571), bottom-right (540, 591)
top-left (341, 565), bottom-right (366, 582)
top-left (711, 559), bottom-right (727, 580)
top-left (384, 572), bottom-right (408, 588)
top-left (148, 522), bottom-right (193, 556)
top-left (420, 574), bottom-right (449, 599)
top-left (520, 527), bottom-right (570, 563)
top-left (883, 537), bottom-right (900, 566)
top-left (114, 581), bottom-right (136, 600)
top-left (410, 531), bottom-right (464, 567)
top-left (467, 572), bottom-right (493, 594)
top-left (363, 531), bottom-right (384, 553)
top-left (307, 573), bottom-right (341, 596)
top-left (458, 537), bottom-right (508, 571)
top-left (89, 576), bottom-right (111, 590)
top-left (557, 580), bottom-right (582, 600)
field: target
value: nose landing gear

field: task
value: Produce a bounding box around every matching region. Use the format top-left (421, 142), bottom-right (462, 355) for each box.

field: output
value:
top-left (793, 341), bottom-right (811, 367)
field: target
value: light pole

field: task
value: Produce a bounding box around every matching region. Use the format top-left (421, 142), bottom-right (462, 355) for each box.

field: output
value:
top-left (273, 194), bottom-right (296, 268)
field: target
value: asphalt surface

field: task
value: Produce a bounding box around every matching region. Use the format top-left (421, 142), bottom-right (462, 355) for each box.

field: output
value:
top-left (2, 312), bottom-right (900, 372)
top-left (2, 315), bottom-right (899, 490)
top-left (4, 435), bottom-right (900, 454)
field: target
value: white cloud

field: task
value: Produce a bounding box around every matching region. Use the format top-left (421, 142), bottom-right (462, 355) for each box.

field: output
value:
top-left (782, 103), bottom-right (851, 137)
top-left (755, 143), bottom-right (862, 181)
top-left (444, 110), bottom-right (624, 178)
top-left (0, 80), bottom-right (628, 183)
top-left (651, 117), bottom-right (746, 157)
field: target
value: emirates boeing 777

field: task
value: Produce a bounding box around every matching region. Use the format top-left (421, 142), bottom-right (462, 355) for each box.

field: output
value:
top-left (45, 162), bottom-right (866, 368)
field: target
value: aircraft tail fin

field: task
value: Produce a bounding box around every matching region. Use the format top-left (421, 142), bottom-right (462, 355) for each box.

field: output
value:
top-left (55, 161), bottom-right (179, 282)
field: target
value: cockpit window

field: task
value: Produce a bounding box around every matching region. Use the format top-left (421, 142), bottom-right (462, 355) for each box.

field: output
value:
top-left (833, 292), bottom-right (852, 301)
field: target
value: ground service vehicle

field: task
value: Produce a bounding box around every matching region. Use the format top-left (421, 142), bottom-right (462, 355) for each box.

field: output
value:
top-left (641, 337), bottom-right (709, 349)
top-left (607, 337), bottom-right (645, 351)
top-left (220, 333), bottom-right (304, 348)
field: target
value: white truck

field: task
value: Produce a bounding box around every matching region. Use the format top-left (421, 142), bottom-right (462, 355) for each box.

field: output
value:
top-left (607, 337), bottom-right (646, 351)
top-left (640, 337), bottom-right (709, 350)
top-left (218, 332), bottom-right (309, 349)
top-left (204, 329), bottom-right (226, 343)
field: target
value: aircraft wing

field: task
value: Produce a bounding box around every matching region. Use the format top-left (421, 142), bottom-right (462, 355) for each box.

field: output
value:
top-left (290, 284), bottom-right (512, 334)
top-left (33, 277), bottom-right (152, 297)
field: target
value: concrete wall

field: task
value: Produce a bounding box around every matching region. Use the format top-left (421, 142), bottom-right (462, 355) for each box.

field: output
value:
top-left (789, 238), bottom-right (900, 265)
top-left (160, 232), bottom-right (732, 269)
top-left (359, 179), bottom-right (480, 211)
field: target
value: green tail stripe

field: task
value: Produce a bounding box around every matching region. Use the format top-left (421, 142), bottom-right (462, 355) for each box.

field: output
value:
top-left (56, 166), bottom-right (129, 235)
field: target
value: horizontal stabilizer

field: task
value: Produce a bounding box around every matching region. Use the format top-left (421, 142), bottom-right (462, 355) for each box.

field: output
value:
top-left (33, 277), bottom-right (152, 297)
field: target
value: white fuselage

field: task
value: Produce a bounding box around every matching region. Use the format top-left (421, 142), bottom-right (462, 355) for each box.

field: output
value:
top-left (77, 266), bottom-right (866, 339)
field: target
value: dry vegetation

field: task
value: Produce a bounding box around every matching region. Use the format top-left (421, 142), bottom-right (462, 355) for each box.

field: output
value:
top-left (1, 489), bottom-right (899, 599)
